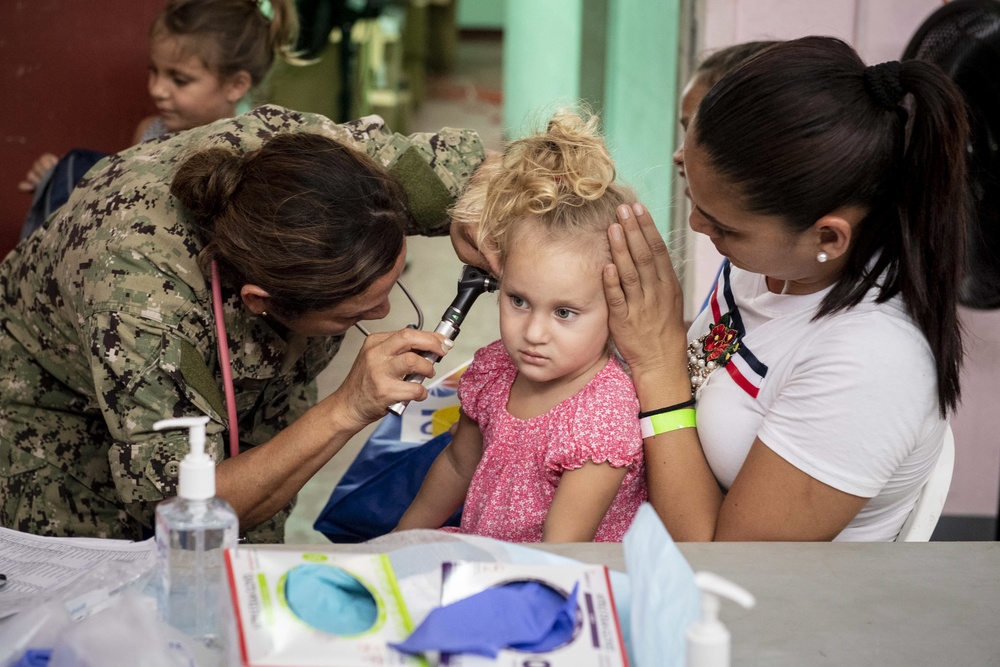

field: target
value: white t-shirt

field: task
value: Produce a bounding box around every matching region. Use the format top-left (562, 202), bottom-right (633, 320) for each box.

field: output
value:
top-left (690, 263), bottom-right (946, 541)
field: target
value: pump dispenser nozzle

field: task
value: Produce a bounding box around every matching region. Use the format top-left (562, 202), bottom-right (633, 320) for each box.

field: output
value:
top-left (686, 571), bottom-right (756, 667)
top-left (154, 416), bottom-right (214, 501)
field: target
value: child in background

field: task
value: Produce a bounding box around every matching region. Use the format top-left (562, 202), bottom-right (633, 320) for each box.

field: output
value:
top-left (133, 0), bottom-right (299, 142)
top-left (674, 41), bottom-right (779, 188)
top-left (674, 41), bottom-right (780, 312)
top-left (18, 0), bottom-right (299, 235)
top-left (396, 111), bottom-right (647, 543)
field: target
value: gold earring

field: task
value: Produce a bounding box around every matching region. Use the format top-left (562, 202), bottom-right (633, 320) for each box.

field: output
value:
top-left (260, 310), bottom-right (268, 317)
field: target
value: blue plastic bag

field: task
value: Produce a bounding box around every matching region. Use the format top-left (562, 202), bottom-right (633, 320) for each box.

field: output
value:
top-left (314, 412), bottom-right (462, 543)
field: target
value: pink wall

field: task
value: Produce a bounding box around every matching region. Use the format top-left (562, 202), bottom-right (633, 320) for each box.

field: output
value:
top-left (691, 0), bottom-right (1000, 518)
top-left (0, 0), bottom-right (163, 258)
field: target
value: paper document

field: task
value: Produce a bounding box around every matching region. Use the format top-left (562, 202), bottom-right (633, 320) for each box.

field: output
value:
top-left (0, 526), bottom-right (154, 618)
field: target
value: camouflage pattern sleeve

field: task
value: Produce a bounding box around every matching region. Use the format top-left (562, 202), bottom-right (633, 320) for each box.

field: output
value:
top-left (87, 311), bottom-right (227, 521)
top-left (340, 116), bottom-right (486, 236)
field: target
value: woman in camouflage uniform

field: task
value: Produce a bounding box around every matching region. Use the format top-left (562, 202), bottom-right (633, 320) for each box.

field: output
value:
top-left (0, 105), bottom-right (486, 543)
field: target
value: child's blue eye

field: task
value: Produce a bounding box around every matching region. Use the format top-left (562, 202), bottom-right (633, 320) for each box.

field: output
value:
top-left (555, 308), bottom-right (575, 319)
top-left (510, 295), bottom-right (526, 308)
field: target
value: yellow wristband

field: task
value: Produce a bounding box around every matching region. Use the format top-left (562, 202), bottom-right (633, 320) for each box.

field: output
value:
top-left (640, 408), bottom-right (696, 438)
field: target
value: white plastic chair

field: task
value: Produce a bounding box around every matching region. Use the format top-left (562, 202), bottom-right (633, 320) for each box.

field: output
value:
top-left (896, 425), bottom-right (955, 542)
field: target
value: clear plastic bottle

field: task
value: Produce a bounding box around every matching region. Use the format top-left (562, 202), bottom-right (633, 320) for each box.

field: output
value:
top-left (154, 416), bottom-right (239, 646)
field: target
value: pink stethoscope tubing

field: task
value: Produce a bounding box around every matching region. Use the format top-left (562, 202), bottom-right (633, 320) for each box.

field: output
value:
top-left (211, 260), bottom-right (240, 457)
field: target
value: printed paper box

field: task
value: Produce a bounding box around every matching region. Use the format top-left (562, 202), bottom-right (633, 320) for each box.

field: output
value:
top-left (225, 548), bottom-right (424, 667)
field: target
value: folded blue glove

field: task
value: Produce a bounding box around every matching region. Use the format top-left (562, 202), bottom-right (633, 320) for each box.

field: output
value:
top-left (391, 581), bottom-right (579, 658)
top-left (13, 649), bottom-right (51, 667)
top-left (284, 564), bottom-right (379, 636)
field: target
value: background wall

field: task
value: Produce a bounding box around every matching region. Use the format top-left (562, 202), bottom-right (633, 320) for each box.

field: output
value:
top-left (456, 0), bottom-right (505, 29)
top-left (503, 0), bottom-right (682, 235)
top-left (0, 1), bottom-right (162, 258)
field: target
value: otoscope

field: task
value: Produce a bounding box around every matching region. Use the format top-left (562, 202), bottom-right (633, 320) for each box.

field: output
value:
top-left (387, 264), bottom-right (499, 416)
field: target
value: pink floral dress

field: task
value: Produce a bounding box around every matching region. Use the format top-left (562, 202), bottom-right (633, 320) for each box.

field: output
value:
top-left (457, 340), bottom-right (646, 542)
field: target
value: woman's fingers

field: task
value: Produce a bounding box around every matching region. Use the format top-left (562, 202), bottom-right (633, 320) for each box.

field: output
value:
top-left (605, 202), bottom-right (687, 376)
top-left (450, 219), bottom-right (501, 276)
top-left (631, 203), bottom-right (677, 285)
top-left (337, 329), bottom-right (453, 427)
top-left (620, 203), bottom-right (679, 290)
top-left (19, 153), bottom-right (60, 192)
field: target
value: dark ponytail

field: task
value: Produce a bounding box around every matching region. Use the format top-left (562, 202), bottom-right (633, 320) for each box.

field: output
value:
top-left (694, 36), bottom-right (970, 414)
top-left (890, 60), bottom-right (969, 414)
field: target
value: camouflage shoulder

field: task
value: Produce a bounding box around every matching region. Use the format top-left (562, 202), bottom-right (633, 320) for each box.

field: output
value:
top-left (368, 127), bottom-right (485, 199)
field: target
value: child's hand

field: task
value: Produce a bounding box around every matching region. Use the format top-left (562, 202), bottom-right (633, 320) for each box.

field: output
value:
top-left (18, 153), bottom-right (60, 193)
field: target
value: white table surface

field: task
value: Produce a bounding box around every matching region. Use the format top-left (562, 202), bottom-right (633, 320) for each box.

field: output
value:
top-left (532, 541), bottom-right (1000, 666)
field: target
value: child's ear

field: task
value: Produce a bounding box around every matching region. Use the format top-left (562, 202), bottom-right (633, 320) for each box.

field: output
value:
top-left (225, 70), bottom-right (253, 103)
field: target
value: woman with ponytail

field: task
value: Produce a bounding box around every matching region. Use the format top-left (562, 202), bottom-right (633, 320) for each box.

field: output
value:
top-left (0, 105), bottom-right (486, 542)
top-left (604, 36), bottom-right (970, 541)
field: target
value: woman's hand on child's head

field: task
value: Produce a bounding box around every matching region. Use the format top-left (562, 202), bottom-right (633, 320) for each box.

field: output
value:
top-left (450, 218), bottom-right (501, 277)
top-left (450, 151), bottom-right (502, 276)
top-left (604, 203), bottom-right (688, 384)
top-left (18, 153), bottom-right (59, 193)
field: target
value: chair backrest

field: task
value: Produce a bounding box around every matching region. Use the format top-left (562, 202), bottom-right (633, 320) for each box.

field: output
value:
top-left (896, 425), bottom-right (955, 542)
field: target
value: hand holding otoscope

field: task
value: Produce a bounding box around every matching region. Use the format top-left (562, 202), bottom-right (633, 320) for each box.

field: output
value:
top-left (387, 265), bottom-right (498, 416)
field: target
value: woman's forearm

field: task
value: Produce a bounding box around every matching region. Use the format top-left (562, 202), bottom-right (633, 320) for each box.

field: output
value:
top-left (630, 366), bottom-right (724, 541)
top-left (214, 392), bottom-right (360, 529)
top-left (642, 426), bottom-right (724, 541)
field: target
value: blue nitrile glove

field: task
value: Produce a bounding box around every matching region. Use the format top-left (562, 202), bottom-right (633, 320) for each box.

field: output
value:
top-left (390, 581), bottom-right (579, 658)
top-left (13, 649), bottom-right (51, 667)
top-left (284, 564), bottom-right (378, 635)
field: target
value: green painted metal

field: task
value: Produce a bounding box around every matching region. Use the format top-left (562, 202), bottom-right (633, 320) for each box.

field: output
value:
top-left (603, 0), bottom-right (682, 235)
top-left (502, 0), bottom-right (681, 234)
top-left (503, 0), bottom-right (583, 138)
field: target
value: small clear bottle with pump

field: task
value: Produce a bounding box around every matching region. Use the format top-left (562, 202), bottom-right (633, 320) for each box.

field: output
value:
top-left (154, 416), bottom-right (239, 646)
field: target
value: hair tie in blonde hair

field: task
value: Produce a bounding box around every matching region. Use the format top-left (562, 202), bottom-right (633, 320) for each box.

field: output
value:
top-left (257, 0), bottom-right (274, 21)
top-left (864, 61), bottom-right (905, 110)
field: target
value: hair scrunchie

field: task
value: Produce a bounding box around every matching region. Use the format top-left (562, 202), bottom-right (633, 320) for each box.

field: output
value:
top-left (257, 0), bottom-right (274, 21)
top-left (864, 61), bottom-right (906, 110)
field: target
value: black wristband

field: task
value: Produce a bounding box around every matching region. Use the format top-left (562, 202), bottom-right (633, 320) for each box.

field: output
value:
top-left (638, 398), bottom-right (696, 419)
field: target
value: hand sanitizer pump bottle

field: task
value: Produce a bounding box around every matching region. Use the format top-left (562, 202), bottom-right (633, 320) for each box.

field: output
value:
top-left (686, 571), bottom-right (756, 667)
top-left (154, 416), bottom-right (239, 646)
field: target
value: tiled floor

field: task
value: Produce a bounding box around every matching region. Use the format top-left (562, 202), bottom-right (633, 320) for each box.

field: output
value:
top-left (284, 36), bottom-right (505, 544)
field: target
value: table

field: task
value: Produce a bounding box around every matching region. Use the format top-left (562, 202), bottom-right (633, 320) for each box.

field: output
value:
top-left (532, 541), bottom-right (1000, 666)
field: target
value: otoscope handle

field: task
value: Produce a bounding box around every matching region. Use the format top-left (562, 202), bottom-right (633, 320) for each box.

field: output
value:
top-left (386, 265), bottom-right (497, 417)
top-left (387, 319), bottom-right (459, 416)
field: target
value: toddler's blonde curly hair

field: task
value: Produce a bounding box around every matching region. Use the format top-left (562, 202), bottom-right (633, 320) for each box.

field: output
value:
top-left (456, 110), bottom-right (636, 268)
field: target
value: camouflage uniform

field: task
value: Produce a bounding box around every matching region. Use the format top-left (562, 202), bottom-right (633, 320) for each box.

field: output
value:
top-left (0, 105), bottom-right (484, 543)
